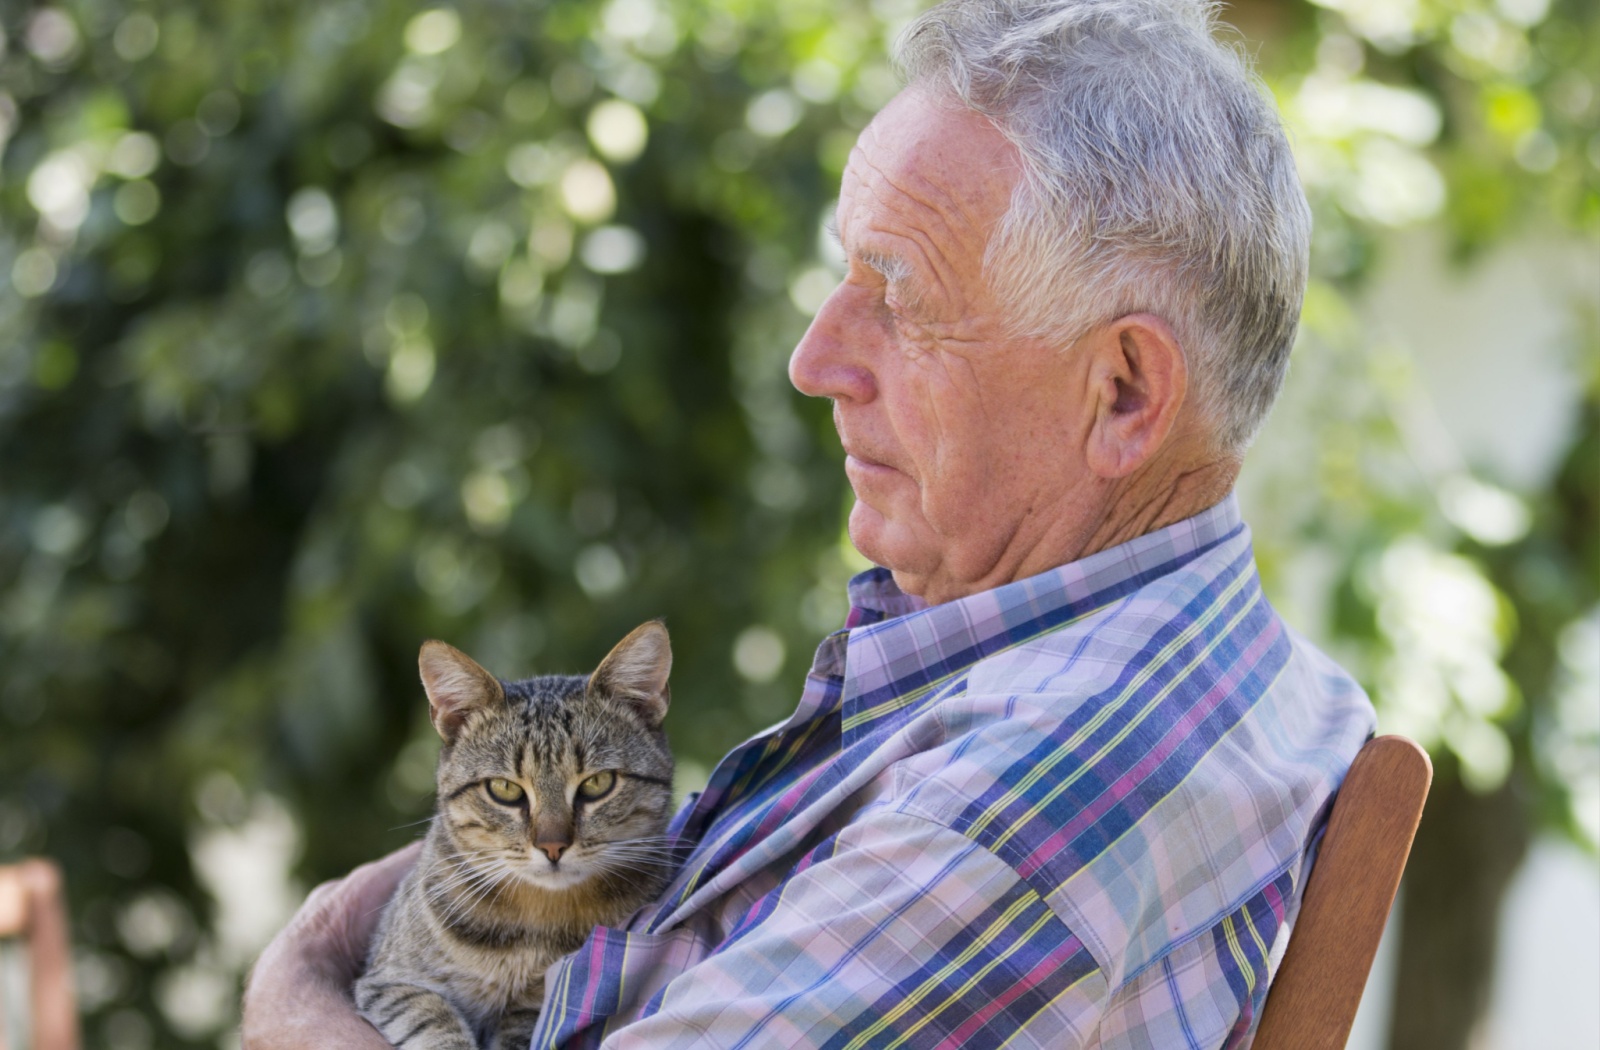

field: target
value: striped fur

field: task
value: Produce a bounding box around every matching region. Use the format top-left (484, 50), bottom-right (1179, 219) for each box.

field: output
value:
top-left (356, 622), bottom-right (676, 1049)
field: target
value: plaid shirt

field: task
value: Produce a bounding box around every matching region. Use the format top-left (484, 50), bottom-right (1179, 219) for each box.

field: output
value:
top-left (531, 496), bottom-right (1374, 1049)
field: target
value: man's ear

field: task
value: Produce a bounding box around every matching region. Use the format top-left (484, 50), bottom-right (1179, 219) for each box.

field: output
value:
top-left (419, 641), bottom-right (505, 742)
top-left (1082, 313), bottom-right (1188, 479)
top-left (589, 620), bottom-right (672, 727)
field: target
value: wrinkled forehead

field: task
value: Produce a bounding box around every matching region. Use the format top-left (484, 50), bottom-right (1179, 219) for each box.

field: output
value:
top-left (837, 87), bottom-right (1020, 254)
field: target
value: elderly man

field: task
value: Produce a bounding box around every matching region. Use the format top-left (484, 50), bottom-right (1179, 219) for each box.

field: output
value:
top-left (244, 0), bottom-right (1374, 1046)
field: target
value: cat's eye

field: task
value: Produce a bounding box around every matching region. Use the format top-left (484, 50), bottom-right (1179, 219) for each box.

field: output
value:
top-left (577, 770), bottom-right (616, 801)
top-left (485, 778), bottom-right (525, 805)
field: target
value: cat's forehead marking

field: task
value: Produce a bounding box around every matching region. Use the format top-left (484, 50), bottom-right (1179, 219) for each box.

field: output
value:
top-left (438, 669), bottom-right (670, 797)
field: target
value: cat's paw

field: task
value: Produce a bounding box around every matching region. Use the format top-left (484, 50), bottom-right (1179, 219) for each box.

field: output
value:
top-left (488, 1007), bottom-right (542, 1050)
top-left (354, 976), bottom-right (479, 1050)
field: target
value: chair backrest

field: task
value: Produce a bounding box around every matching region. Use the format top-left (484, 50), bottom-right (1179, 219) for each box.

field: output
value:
top-left (0, 860), bottom-right (79, 1050)
top-left (1253, 734), bottom-right (1433, 1050)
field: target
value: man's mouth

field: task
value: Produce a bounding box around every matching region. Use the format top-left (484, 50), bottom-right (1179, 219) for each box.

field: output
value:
top-left (843, 452), bottom-right (900, 493)
top-left (840, 436), bottom-right (893, 471)
top-left (844, 449), bottom-right (891, 469)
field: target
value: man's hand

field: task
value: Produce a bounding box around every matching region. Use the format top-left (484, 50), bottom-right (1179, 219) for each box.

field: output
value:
top-left (242, 842), bottom-right (420, 1050)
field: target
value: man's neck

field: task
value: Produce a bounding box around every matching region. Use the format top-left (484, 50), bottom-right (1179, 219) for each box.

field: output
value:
top-left (1075, 457), bottom-right (1239, 562)
top-left (894, 454), bottom-right (1240, 606)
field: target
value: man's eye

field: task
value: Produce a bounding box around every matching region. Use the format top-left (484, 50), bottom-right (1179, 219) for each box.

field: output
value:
top-left (886, 301), bottom-right (921, 332)
top-left (577, 770), bottom-right (616, 801)
top-left (883, 286), bottom-right (923, 322)
top-left (486, 778), bottom-right (525, 804)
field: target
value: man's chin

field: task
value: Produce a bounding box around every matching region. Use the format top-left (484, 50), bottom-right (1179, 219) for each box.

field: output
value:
top-left (847, 501), bottom-right (936, 591)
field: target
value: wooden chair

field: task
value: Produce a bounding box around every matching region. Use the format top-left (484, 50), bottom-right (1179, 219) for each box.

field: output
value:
top-left (0, 859), bottom-right (79, 1050)
top-left (1254, 735), bottom-right (1433, 1050)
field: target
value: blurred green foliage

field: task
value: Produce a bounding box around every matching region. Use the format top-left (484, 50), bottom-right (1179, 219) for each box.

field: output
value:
top-left (0, 0), bottom-right (1594, 1046)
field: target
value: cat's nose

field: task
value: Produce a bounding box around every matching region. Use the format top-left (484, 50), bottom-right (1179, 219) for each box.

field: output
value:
top-left (537, 841), bottom-right (569, 863)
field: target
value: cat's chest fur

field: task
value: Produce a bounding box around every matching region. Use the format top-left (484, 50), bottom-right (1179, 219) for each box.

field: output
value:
top-left (440, 951), bottom-right (552, 1021)
top-left (376, 855), bottom-right (585, 1014)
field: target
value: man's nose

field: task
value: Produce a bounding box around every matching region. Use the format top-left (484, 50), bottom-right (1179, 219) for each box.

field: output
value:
top-left (788, 282), bottom-right (877, 404)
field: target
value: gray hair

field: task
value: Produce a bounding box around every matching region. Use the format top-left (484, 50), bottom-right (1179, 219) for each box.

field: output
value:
top-left (896, 0), bottom-right (1311, 454)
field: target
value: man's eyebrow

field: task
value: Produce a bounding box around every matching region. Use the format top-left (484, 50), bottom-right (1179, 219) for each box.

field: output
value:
top-left (859, 249), bottom-right (912, 286)
top-left (832, 217), bottom-right (908, 278)
top-left (826, 216), bottom-right (924, 304)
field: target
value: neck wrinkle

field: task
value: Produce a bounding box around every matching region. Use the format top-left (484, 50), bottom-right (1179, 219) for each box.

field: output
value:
top-left (1078, 457), bottom-right (1238, 563)
top-left (907, 454), bottom-right (1239, 606)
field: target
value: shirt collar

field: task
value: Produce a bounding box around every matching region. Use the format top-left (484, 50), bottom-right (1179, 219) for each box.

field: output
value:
top-left (836, 495), bottom-right (1245, 735)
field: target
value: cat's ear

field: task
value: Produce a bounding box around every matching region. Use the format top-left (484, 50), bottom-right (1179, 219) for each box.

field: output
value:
top-left (589, 620), bottom-right (672, 726)
top-left (419, 641), bottom-right (505, 742)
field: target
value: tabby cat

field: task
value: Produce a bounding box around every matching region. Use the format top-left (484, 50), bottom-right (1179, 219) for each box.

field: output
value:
top-left (355, 621), bottom-right (677, 1050)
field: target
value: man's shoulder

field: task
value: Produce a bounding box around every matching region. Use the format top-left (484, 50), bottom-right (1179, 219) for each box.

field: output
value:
top-left (888, 623), bottom-right (1373, 846)
top-left (875, 566), bottom-right (1374, 988)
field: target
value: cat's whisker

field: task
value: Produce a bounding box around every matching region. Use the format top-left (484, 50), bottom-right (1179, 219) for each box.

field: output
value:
top-left (582, 854), bottom-right (675, 879)
top-left (431, 865), bottom-right (511, 928)
top-left (598, 840), bottom-right (680, 854)
top-left (425, 859), bottom-right (499, 895)
top-left (425, 856), bottom-right (482, 883)
top-left (428, 854), bottom-right (503, 887)
top-left (431, 863), bottom-right (506, 902)
top-left (588, 855), bottom-right (679, 870)
top-left (595, 832), bottom-right (681, 851)
top-left (581, 863), bottom-right (645, 884)
top-left (589, 834), bottom-right (681, 848)
top-left (590, 845), bottom-right (685, 861)
top-left (593, 837), bottom-right (681, 849)
top-left (426, 863), bottom-right (509, 915)
top-left (426, 877), bottom-right (491, 911)
top-left (442, 876), bottom-right (504, 923)
top-left (434, 853), bottom-right (499, 876)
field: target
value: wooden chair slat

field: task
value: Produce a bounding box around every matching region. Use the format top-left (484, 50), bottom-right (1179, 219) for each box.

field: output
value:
top-left (1253, 734), bottom-right (1433, 1050)
top-left (0, 868), bottom-right (27, 939)
top-left (0, 861), bottom-right (79, 1050)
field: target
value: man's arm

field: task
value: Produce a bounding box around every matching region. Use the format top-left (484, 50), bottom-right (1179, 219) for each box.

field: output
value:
top-left (571, 809), bottom-right (1107, 1050)
top-left (242, 843), bottom-right (419, 1050)
top-left (571, 809), bottom-right (1285, 1050)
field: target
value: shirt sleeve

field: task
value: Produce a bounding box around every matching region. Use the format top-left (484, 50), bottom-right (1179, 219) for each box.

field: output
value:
top-left (1090, 877), bottom-right (1293, 1050)
top-left (599, 808), bottom-right (1110, 1050)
